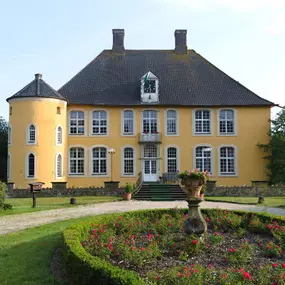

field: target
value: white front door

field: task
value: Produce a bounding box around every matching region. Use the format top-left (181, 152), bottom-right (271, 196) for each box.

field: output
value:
top-left (144, 160), bottom-right (157, 182)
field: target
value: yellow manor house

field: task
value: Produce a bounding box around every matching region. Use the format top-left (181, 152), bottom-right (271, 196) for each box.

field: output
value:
top-left (7, 29), bottom-right (274, 189)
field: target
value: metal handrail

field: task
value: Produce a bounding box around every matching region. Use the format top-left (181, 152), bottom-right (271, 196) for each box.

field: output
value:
top-left (133, 172), bottom-right (143, 196)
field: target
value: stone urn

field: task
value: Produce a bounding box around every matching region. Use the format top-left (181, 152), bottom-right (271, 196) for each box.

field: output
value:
top-left (180, 178), bottom-right (203, 198)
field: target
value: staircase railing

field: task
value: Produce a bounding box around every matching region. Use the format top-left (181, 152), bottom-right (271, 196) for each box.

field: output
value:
top-left (133, 172), bottom-right (143, 196)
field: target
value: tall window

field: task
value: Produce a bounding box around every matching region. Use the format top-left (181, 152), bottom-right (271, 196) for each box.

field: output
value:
top-left (167, 147), bottom-right (177, 173)
top-left (123, 147), bottom-right (134, 175)
top-left (8, 126), bottom-right (11, 145)
top-left (123, 110), bottom-right (134, 135)
top-left (7, 153), bottom-right (10, 179)
top-left (92, 147), bottom-right (107, 175)
top-left (166, 110), bottom-right (177, 135)
top-left (56, 126), bottom-right (63, 145)
top-left (69, 148), bottom-right (84, 174)
top-left (56, 154), bottom-right (63, 178)
top-left (195, 146), bottom-right (212, 173)
top-left (219, 110), bottom-right (235, 134)
top-left (28, 153), bottom-right (35, 177)
top-left (142, 110), bottom-right (157, 133)
top-left (194, 110), bottom-right (210, 134)
top-left (69, 111), bottom-right (84, 135)
top-left (28, 124), bottom-right (36, 144)
top-left (144, 144), bottom-right (157, 158)
top-left (220, 147), bottom-right (235, 175)
top-left (92, 111), bottom-right (107, 135)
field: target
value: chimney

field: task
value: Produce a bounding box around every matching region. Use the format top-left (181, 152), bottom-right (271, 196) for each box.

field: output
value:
top-left (35, 73), bottom-right (42, 95)
top-left (112, 29), bottom-right (125, 53)
top-left (174, 30), bottom-right (187, 54)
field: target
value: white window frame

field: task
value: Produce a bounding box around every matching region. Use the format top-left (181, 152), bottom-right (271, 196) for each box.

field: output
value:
top-left (165, 109), bottom-right (179, 136)
top-left (164, 145), bottom-right (180, 173)
top-left (192, 109), bottom-right (213, 136)
top-left (55, 153), bottom-right (63, 179)
top-left (121, 146), bottom-right (136, 177)
top-left (26, 123), bottom-right (37, 145)
top-left (68, 146), bottom-right (86, 177)
top-left (193, 144), bottom-right (214, 175)
top-left (90, 109), bottom-right (109, 136)
top-left (7, 152), bottom-right (11, 180)
top-left (218, 145), bottom-right (238, 177)
top-left (89, 145), bottom-right (110, 177)
top-left (25, 152), bottom-right (37, 179)
top-left (141, 109), bottom-right (160, 133)
top-left (55, 125), bottom-right (63, 145)
top-left (8, 125), bottom-right (12, 145)
top-left (121, 109), bottom-right (136, 136)
top-left (68, 110), bottom-right (86, 136)
top-left (217, 109), bottom-right (237, 136)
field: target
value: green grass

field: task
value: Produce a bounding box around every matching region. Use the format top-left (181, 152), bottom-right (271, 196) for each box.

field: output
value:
top-left (1, 196), bottom-right (121, 216)
top-left (205, 196), bottom-right (285, 208)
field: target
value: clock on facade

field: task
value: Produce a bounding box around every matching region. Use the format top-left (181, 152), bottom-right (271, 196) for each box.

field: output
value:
top-left (144, 80), bottom-right (156, 93)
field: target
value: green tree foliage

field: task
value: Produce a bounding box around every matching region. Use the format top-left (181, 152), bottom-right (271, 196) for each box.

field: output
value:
top-left (0, 180), bottom-right (7, 209)
top-left (0, 117), bottom-right (8, 182)
top-left (258, 109), bottom-right (285, 184)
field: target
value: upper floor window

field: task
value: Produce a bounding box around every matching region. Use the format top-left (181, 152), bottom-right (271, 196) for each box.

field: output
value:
top-left (56, 153), bottom-right (63, 178)
top-left (8, 126), bottom-right (11, 145)
top-left (92, 147), bottom-right (107, 175)
top-left (69, 111), bottom-right (84, 135)
top-left (56, 126), bottom-right (63, 145)
top-left (194, 110), bottom-right (211, 134)
top-left (7, 153), bottom-right (10, 179)
top-left (92, 111), bottom-right (107, 135)
top-left (195, 146), bottom-right (212, 173)
top-left (220, 147), bottom-right (236, 175)
top-left (123, 147), bottom-right (135, 175)
top-left (219, 109), bottom-right (235, 135)
top-left (166, 110), bottom-right (177, 135)
top-left (27, 124), bottom-right (36, 144)
top-left (57, 107), bottom-right (61, 115)
top-left (142, 110), bottom-right (157, 134)
top-left (167, 147), bottom-right (178, 173)
top-left (69, 147), bottom-right (84, 175)
top-left (123, 110), bottom-right (134, 135)
top-left (27, 153), bottom-right (35, 178)
top-left (140, 71), bottom-right (159, 103)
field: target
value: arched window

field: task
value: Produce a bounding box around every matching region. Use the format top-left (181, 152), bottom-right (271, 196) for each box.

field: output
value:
top-left (8, 126), bottom-right (11, 145)
top-left (7, 153), bottom-right (11, 179)
top-left (123, 110), bottom-right (134, 135)
top-left (123, 147), bottom-right (134, 175)
top-left (219, 110), bottom-right (235, 134)
top-left (194, 110), bottom-right (211, 134)
top-left (56, 126), bottom-right (63, 145)
top-left (69, 111), bottom-right (84, 135)
top-left (92, 111), bottom-right (107, 135)
top-left (27, 153), bottom-right (35, 178)
top-left (69, 148), bottom-right (84, 174)
top-left (27, 124), bottom-right (36, 144)
top-left (220, 147), bottom-right (236, 175)
top-left (56, 154), bottom-right (63, 178)
top-left (195, 146), bottom-right (212, 173)
top-left (166, 110), bottom-right (177, 135)
top-left (167, 147), bottom-right (177, 173)
top-left (92, 147), bottom-right (107, 175)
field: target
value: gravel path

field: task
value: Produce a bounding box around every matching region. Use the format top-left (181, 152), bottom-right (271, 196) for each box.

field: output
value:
top-left (1, 200), bottom-right (285, 235)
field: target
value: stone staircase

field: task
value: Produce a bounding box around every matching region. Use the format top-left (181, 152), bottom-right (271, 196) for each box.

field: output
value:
top-left (133, 182), bottom-right (187, 201)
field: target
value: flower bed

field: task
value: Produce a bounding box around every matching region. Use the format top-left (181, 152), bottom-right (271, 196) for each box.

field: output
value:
top-left (63, 209), bottom-right (285, 285)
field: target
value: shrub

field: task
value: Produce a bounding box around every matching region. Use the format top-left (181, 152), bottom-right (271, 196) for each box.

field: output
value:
top-left (262, 241), bottom-right (283, 258)
top-left (247, 216), bottom-right (268, 234)
top-left (3, 203), bottom-right (12, 210)
top-left (209, 232), bottom-right (224, 245)
top-left (0, 181), bottom-right (7, 210)
top-left (226, 241), bottom-right (255, 265)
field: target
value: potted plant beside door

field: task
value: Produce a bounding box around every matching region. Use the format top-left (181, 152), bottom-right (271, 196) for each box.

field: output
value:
top-left (122, 183), bottom-right (134, 201)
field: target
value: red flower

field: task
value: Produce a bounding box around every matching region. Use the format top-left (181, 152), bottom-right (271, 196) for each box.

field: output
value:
top-left (282, 263), bottom-right (285, 268)
top-left (191, 240), bottom-right (199, 245)
top-left (228, 247), bottom-right (236, 253)
top-left (272, 263), bottom-right (277, 268)
top-left (155, 276), bottom-right (161, 280)
top-left (131, 246), bottom-right (135, 251)
top-left (243, 271), bottom-right (252, 280)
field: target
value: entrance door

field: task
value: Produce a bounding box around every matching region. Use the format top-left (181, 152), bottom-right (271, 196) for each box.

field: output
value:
top-left (144, 160), bottom-right (157, 182)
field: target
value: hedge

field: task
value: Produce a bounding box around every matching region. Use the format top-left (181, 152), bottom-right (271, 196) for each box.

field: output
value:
top-left (0, 181), bottom-right (7, 210)
top-left (63, 208), bottom-right (285, 285)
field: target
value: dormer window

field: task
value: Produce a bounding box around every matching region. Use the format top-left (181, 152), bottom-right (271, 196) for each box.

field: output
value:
top-left (141, 71), bottom-right (159, 103)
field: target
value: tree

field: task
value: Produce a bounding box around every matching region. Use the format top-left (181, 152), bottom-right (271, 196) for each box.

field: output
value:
top-left (258, 108), bottom-right (285, 184)
top-left (0, 117), bottom-right (8, 182)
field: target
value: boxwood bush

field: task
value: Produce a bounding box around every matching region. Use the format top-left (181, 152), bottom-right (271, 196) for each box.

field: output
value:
top-left (0, 181), bottom-right (7, 210)
top-left (63, 209), bottom-right (285, 285)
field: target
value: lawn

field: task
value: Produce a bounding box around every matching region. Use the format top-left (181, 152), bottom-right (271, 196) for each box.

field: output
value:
top-left (205, 196), bottom-right (285, 208)
top-left (0, 196), bottom-right (121, 216)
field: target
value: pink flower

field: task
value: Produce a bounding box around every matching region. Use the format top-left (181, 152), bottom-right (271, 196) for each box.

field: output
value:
top-left (272, 263), bottom-right (277, 268)
top-left (228, 247), bottom-right (236, 253)
top-left (243, 271), bottom-right (252, 280)
top-left (282, 263), bottom-right (285, 268)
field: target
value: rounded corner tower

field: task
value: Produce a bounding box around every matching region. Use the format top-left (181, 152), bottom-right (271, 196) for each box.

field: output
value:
top-left (7, 73), bottom-right (68, 188)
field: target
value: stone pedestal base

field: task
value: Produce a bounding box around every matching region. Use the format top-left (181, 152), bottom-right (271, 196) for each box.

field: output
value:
top-left (184, 198), bottom-right (207, 235)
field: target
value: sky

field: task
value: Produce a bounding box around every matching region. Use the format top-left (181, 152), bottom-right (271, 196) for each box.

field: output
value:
top-left (0, 0), bottom-right (284, 120)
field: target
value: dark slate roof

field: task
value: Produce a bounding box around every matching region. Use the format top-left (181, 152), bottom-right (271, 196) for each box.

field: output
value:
top-left (58, 49), bottom-right (274, 106)
top-left (7, 75), bottom-right (67, 102)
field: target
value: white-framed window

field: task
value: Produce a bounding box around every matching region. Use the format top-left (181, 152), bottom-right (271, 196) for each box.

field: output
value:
top-left (142, 110), bottom-right (158, 133)
top-left (122, 110), bottom-right (134, 135)
top-left (27, 124), bottom-right (37, 144)
top-left (69, 147), bottom-right (84, 175)
top-left (194, 110), bottom-right (211, 134)
top-left (195, 146), bottom-right (212, 173)
top-left (166, 110), bottom-right (177, 135)
top-left (56, 153), bottom-right (63, 178)
top-left (91, 147), bottom-right (107, 175)
top-left (27, 153), bottom-right (36, 178)
top-left (219, 146), bottom-right (236, 175)
top-left (123, 147), bottom-right (135, 175)
top-left (56, 126), bottom-right (63, 145)
top-left (92, 110), bottom-right (108, 135)
top-left (219, 109), bottom-right (235, 135)
top-left (69, 111), bottom-right (85, 135)
top-left (8, 125), bottom-right (12, 145)
top-left (7, 153), bottom-right (11, 179)
top-left (167, 147), bottom-right (178, 173)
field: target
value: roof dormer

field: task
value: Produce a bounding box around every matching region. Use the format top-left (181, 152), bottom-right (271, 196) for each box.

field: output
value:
top-left (140, 71), bottom-right (159, 104)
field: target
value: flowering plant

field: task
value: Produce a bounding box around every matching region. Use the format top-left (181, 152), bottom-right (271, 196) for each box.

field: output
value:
top-left (179, 169), bottom-right (210, 184)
